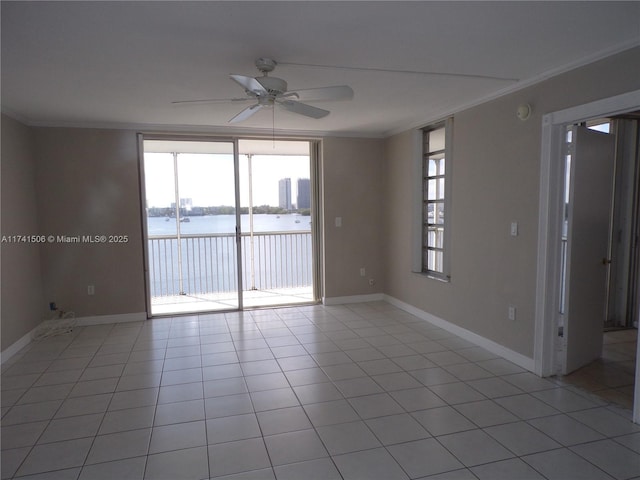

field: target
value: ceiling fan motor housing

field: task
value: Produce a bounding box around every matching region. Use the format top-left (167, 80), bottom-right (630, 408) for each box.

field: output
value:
top-left (256, 76), bottom-right (287, 96)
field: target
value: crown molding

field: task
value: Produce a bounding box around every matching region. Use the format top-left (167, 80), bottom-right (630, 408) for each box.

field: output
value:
top-left (1, 115), bottom-right (387, 139)
top-left (385, 40), bottom-right (640, 137)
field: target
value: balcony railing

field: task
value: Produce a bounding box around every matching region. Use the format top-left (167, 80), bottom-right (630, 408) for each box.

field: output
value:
top-left (148, 231), bottom-right (313, 298)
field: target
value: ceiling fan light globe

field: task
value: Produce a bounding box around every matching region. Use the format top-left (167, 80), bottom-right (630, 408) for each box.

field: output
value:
top-left (257, 97), bottom-right (276, 106)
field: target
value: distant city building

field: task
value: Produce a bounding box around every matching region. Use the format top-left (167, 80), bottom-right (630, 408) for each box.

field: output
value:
top-left (297, 178), bottom-right (311, 209)
top-left (171, 198), bottom-right (193, 216)
top-left (279, 178), bottom-right (292, 210)
top-left (180, 198), bottom-right (193, 211)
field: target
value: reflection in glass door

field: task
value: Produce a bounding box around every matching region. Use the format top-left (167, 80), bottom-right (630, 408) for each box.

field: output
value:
top-left (142, 139), bottom-right (240, 315)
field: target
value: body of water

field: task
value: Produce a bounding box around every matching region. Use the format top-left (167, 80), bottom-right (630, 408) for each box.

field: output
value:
top-left (146, 214), bottom-right (313, 297)
top-left (147, 213), bottom-right (311, 236)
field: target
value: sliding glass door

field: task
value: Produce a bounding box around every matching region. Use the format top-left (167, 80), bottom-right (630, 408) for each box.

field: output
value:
top-left (140, 136), bottom-right (317, 316)
top-left (142, 138), bottom-right (240, 315)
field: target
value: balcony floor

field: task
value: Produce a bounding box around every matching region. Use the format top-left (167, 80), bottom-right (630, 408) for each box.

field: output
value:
top-left (151, 287), bottom-right (315, 315)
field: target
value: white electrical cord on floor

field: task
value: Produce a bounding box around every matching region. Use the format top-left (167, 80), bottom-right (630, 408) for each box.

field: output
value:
top-left (32, 310), bottom-right (76, 340)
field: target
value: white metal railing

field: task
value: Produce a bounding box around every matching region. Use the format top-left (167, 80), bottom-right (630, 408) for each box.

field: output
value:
top-left (148, 231), bottom-right (312, 298)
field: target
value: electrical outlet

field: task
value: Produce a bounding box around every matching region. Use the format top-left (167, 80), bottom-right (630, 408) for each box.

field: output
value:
top-left (508, 305), bottom-right (516, 321)
top-left (369, 278), bottom-right (376, 286)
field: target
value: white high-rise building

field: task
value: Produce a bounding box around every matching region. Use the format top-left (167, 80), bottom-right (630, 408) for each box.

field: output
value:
top-left (278, 178), bottom-right (292, 210)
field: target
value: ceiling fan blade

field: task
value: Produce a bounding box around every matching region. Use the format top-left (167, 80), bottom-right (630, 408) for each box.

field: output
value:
top-left (278, 100), bottom-right (329, 119)
top-left (230, 74), bottom-right (268, 94)
top-left (171, 97), bottom-right (253, 105)
top-left (287, 85), bottom-right (354, 102)
top-left (229, 103), bottom-right (264, 123)
top-left (279, 61), bottom-right (519, 82)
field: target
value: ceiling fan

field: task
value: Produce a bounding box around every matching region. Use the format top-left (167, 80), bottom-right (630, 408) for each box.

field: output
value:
top-left (172, 57), bottom-right (354, 123)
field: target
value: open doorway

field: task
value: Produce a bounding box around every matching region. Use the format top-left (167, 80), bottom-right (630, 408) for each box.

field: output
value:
top-left (534, 90), bottom-right (640, 423)
top-left (557, 115), bottom-right (639, 409)
top-left (139, 136), bottom-right (320, 316)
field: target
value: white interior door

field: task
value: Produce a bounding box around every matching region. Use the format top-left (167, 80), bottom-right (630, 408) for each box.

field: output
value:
top-left (563, 126), bottom-right (616, 374)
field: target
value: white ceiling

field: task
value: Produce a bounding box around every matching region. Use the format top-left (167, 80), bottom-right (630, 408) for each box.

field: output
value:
top-left (2, 1), bottom-right (639, 137)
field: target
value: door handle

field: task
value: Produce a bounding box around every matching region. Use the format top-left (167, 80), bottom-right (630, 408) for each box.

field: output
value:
top-left (602, 258), bottom-right (612, 265)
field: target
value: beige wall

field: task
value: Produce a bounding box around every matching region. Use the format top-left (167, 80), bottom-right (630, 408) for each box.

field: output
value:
top-left (1, 115), bottom-right (45, 350)
top-left (322, 137), bottom-right (386, 298)
top-left (383, 46), bottom-right (640, 359)
top-left (33, 128), bottom-right (147, 319)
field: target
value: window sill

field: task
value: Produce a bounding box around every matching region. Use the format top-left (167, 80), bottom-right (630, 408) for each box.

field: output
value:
top-left (412, 271), bottom-right (451, 283)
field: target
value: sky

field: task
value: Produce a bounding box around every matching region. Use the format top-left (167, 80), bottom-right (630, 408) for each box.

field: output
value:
top-left (144, 152), bottom-right (310, 208)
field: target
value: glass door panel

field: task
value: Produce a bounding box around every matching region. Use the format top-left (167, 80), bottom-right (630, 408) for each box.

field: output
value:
top-left (143, 139), bottom-right (239, 315)
top-left (238, 139), bottom-right (315, 308)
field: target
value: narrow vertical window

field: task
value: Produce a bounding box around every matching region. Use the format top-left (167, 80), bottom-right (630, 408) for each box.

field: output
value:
top-left (422, 120), bottom-right (451, 279)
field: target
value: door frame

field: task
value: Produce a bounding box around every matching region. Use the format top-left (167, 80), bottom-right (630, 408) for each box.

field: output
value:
top-left (534, 89), bottom-right (640, 422)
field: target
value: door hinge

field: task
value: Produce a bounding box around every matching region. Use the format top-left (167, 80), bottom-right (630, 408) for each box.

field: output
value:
top-left (564, 142), bottom-right (575, 156)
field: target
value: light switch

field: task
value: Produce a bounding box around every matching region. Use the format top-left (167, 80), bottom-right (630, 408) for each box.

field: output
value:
top-left (510, 222), bottom-right (519, 237)
top-left (335, 217), bottom-right (342, 227)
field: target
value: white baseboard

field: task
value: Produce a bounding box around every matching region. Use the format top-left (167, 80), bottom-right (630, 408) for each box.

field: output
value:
top-left (0, 327), bottom-right (38, 365)
top-left (323, 293), bottom-right (385, 306)
top-left (384, 295), bottom-right (535, 373)
top-left (1, 312), bottom-right (148, 365)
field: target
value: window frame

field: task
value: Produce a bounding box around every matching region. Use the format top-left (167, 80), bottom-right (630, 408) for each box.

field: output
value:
top-left (419, 118), bottom-right (453, 281)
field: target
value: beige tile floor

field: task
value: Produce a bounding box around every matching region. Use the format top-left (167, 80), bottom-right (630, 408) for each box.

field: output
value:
top-left (2, 302), bottom-right (639, 479)
top-left (558, 329), bottom-right (637, 410)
